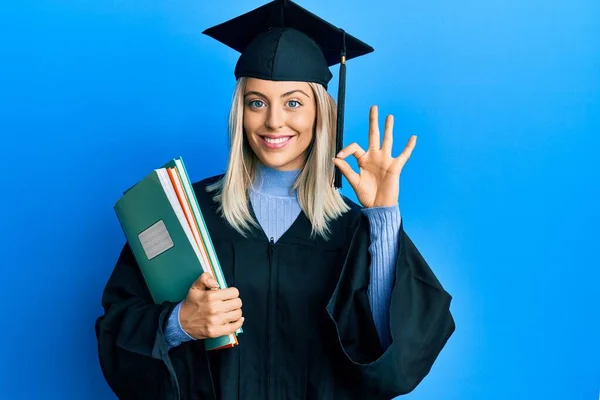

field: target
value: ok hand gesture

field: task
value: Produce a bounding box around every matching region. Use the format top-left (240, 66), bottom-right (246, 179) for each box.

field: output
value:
top-left (333, 105), bottom-right (417, 208)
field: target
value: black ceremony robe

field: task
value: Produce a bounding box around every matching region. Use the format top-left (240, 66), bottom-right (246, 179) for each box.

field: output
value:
top-left (95, 174), bottom-right (455, 400)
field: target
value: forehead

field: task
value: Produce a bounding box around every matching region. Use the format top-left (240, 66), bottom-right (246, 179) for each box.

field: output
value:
top-left (245, 78), bottom-right (312, 95)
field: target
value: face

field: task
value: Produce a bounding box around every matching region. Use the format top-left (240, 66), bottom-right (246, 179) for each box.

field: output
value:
top-left (243, 78), bottom-right (316, 171)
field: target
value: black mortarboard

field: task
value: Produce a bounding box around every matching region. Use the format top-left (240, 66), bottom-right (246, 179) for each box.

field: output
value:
top-left (203, 0), bottom-right (374, 188)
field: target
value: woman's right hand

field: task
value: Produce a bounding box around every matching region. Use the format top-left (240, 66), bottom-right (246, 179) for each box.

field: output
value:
top-left (179, 272), bottom-right (244, 340)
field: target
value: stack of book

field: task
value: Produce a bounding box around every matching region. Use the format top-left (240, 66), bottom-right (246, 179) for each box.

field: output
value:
top-left (114, 157), bottom-right (240, 351)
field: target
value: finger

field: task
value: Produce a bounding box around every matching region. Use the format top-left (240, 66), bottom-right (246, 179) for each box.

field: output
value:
top-left (336, 142), bottom-right (366, 160)
top-left (225, 317), bottom-right (245, 335)
top-left (210, 286), bottom-right (240, 301)
top-left (206, 317), bottom-right (244, 338)
top-left (368, 105), bottom-right (380, 150)
top-left (222, 309), bottom-right (243, 324)
top-left (221, 297), bottom-right (243, 312)
top-left (393, 135), bottom-right (417, 170)
top-left (332, 158), bottom-right (360, 189)
top-left (211, 316), bottom-right (245, 338)
top-left (194, 272), bottom-right (219, 290)
top-left (381, 114), bottom-right (394, 154)
top-left (209, 296), bottom-right (242, 314)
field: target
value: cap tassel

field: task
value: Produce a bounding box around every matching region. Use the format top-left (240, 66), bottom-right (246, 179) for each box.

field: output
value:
top-left (334, 30), bottom-right (347, 189)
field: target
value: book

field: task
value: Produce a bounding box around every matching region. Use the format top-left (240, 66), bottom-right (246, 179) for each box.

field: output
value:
top-left (114, 157), bottom-right (241, 351)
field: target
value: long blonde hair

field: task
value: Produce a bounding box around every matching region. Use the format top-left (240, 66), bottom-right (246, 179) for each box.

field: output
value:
top-left (206, 77), bottom-right (350, 240)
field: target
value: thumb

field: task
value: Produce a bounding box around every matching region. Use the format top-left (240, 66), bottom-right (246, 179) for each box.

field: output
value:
top-left (332, 157), bottom-right (360, 188)
top-left (195, 272), bottom-right (219, 290)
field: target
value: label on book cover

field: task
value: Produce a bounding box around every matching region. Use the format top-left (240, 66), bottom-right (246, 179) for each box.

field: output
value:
top-left (138, 220), bottom-right (174, 260)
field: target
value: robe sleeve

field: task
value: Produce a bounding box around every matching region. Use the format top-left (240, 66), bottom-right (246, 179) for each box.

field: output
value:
top-left (326, 214), bottom-right (455, 399)
top-left (94, 243), bottom-right (182, 400)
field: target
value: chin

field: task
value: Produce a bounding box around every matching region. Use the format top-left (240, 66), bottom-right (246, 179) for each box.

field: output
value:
top-left (257, 155), bottom-right (296, 170)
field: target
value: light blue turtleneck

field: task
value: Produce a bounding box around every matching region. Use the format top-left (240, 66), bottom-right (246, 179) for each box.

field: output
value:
top-left (165, 164), bottom-right (401, 350)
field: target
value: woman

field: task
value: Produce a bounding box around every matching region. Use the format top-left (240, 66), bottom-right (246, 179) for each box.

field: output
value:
top-left (95, 1), bottom-right (455, 399)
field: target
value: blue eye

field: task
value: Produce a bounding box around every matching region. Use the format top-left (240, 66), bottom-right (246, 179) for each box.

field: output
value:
top-left (287, 100), bottom-right (301, 108)
top-left (248, 100), bottom-right (265, 108)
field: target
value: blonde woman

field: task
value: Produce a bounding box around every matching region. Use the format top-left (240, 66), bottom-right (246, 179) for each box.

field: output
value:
top-left (95, 1), bottom-right (455, 399)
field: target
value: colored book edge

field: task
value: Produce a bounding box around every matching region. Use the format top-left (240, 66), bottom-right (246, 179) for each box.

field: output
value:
top-left (165, 158), bottom-right (242, 349)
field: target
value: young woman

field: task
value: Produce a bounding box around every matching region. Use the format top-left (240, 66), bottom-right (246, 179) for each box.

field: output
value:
top-left (95, 1), bottom-right (455, 399)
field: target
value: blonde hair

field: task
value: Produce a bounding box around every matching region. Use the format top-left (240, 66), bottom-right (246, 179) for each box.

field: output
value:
top-left (206, 77), bottom-right (351, 240)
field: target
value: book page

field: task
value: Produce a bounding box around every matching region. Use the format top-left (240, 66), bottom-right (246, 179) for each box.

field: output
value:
top-left (167, 167), bottom-right (212, 274)
top-left (156, 169), bottom-right (206, 273)
top-left (174, 159), bottom-right (229, 289)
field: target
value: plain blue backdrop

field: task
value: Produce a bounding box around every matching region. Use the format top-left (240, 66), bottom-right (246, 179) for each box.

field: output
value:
top-left (1, 0), bottom-right (598, 399)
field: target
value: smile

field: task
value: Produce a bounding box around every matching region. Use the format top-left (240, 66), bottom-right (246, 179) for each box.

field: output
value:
top-left (260, 136), bottom-right (294, 149)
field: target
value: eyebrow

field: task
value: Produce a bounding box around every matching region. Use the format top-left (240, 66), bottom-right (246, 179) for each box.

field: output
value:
top-left (244, 89), bottom-right (311, 99)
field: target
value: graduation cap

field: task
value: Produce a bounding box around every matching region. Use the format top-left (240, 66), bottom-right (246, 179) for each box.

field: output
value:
top-left (203, 0), bottom-right (374, 188)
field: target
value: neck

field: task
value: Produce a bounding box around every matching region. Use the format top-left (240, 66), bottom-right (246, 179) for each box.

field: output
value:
top-left (252, 163), bottom-right (301, 197)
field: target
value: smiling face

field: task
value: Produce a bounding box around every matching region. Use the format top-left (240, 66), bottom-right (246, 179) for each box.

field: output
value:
top-left (243, 78), bottom-right (317, 171)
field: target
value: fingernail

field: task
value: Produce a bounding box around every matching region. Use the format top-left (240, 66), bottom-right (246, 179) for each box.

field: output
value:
top-left (336, 151), bottom-right (344, 157)
top-left (209, 279), bottom-right (218, 287)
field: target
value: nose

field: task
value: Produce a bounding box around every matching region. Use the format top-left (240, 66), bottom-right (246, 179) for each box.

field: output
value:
top-left (265, 106), bottom-right (284, 130)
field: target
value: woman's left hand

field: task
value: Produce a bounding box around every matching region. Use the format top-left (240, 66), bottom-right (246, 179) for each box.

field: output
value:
top-left (333, 105), bottom-right (417, 208)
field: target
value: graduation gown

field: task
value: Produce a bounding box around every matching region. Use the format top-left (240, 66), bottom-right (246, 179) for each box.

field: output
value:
top-left (95, 174), bottom-right (455, 400)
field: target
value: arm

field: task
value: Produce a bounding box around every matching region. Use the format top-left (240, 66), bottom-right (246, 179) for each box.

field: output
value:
top-left (361, 204), bottom-right (402, 350)
top-left (327, 214), bottom-right (455, 399)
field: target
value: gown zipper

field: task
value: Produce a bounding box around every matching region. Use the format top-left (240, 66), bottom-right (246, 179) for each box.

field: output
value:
top-left (267, 237), bottom-right (274, 399)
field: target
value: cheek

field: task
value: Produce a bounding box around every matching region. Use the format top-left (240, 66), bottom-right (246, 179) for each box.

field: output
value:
top-left (290, 112), bottom-right (316, 138)
top-left (243, 112), bottom-right (261, 136)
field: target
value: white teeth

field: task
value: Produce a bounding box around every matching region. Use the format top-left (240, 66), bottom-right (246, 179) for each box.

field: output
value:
top-left (264, 137), bottom-right (290, 144)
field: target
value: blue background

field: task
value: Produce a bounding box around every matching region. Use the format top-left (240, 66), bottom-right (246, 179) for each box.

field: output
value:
top-left (1, 0), bottom-right (598, 399)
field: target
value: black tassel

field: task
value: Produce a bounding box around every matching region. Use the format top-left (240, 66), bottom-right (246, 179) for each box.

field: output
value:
top-left (334, 30), bottom-right (347, 189)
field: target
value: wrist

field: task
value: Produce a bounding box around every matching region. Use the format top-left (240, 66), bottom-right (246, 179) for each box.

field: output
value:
top-left (367, 202), bottom-right (399, 209)
top-left (369, 196), bottom-right (399, 208)
top-left (178, 300), bottom-right (194, 337)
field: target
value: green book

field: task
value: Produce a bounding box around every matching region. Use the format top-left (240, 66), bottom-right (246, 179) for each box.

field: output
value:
top-left (114, 157), bottom-right (240, 351)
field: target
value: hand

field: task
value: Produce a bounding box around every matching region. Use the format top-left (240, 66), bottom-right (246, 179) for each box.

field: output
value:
top-left (333, 105), bottom-right (417, 208)
top-left (179, 272), bottom-right (244, 340)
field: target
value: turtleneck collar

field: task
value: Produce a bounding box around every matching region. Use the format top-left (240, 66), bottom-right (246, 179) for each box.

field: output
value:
top-left (251, 163), bottom-right (301, 198)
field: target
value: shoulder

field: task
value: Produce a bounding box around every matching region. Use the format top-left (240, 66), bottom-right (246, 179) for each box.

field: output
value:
top-left (341, 193), bottom-right (364, 219)
top-left (331, 193), bottom-right (366, 234)
top-left (185, 173), bottom-right (225, 216)
top-left (191, 173), bottom-right (224, 197)
top-left (341, 194), bottom-right (363, 212)
top-left (193, 173), bottom-right (225, 189)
